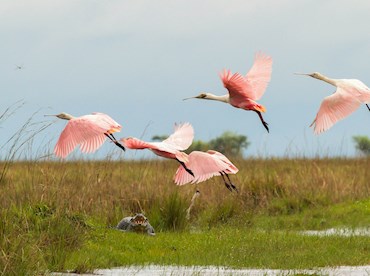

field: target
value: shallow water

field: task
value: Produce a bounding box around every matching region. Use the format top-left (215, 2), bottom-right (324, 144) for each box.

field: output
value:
top-left (53, 265), bottom-right (370, 275)
top-left (53, 228), bottom-right (370, 275)
top-left (300, 227), bottom-right (370, 237)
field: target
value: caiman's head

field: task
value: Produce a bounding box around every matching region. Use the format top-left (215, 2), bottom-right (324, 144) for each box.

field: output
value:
top-left (130, 213), bottom-right (148, 230)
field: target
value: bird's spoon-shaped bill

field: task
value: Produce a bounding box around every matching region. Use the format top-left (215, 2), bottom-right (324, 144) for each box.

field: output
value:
top-left (182, 96), bottom-right (197, 101)
top-left (294, 72), bottom-right (310, 75)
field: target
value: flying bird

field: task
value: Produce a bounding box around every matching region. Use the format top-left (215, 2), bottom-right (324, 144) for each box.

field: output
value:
top-left (296, 72), bottom-right (370, 134)
top-left (184, 52), bottom-right (272, 132)
top-left (15, 64), bottom-right (24, 70)
top-left (121, 122), bottom-right (195, 176)
top-left (174, 150), bottom-right (239, 192)
top-left (46, 112), bottom-right (125, 158)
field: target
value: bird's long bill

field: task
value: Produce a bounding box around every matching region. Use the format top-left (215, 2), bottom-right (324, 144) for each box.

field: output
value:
top-left (44, 114), bottom-right (58, 117)
top-left (294, 72), bottom-right (310, 76)
top-left (182, 96), bottom-right (197, 101)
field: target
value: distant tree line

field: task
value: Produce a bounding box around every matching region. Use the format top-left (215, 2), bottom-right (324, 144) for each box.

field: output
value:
top-left (152, 131), bottom-right (249, 158)
top-left (353, 136), bottom-right (370, 156)
top-left (153, 133), bottom-right (370, 158)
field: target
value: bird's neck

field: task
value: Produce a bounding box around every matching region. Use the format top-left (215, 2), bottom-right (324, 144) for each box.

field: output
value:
top-left (204, 93), bottom-right (229, 103)
top-left (315, 74), bottom-right (338, 87)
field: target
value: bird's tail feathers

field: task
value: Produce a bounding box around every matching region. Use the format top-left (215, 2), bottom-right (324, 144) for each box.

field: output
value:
top-left (255, 104), bottom-right (266, 113)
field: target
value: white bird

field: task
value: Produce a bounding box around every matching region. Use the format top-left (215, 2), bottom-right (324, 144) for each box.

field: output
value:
top-left (296, 72), bottom-right (370, 134)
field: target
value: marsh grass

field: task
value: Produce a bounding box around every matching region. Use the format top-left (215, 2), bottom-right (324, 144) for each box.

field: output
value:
top-left (65, 226), bottom-right (370, 270)
top-left (0, 157), bottom-right (369, 274)
top-left (0, 203), bottom-right (89, 274)
top-left (0, 102), bottom-right (52, 183)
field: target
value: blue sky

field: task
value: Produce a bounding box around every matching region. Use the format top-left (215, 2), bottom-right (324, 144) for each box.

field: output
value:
top-left (1, 0), bottom-right (370, 160)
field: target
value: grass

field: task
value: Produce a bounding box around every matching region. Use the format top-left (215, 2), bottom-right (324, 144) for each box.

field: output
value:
top-left (0, 158), bottom-right (370, 274)
top-left (66, 226), bottom-right (370, 270)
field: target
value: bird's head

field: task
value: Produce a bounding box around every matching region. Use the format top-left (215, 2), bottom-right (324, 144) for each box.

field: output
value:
top-left (44, 112), bottom-right (74, 120)
top-left (183, 93), bottom-right (208, 100)
top-left (295, 72), bottom-right (323, 80)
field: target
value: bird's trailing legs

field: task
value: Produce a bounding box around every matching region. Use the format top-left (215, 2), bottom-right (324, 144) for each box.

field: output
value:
top-left (104, 133), bottom-right (126, 151)
top-left (366, 104), bottom-right (370, 112)
top-left (176, 159), bottom-right (195, 177)
top-left (254, 111), bottom-right (269, 133)
top-left (220, 171), bottom-right (238, 192)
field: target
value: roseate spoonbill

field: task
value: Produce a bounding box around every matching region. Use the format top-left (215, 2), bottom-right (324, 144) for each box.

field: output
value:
top-left (46, 112), bottom-right (125, 158)
top-left (121, 122), bottom-right (195, 176)
top-left (184, 52), bottom-right (272, 132)
top-left (296, 72), bottom-right (370, 134)
top-left (174, 150), bottom-right (239, 192)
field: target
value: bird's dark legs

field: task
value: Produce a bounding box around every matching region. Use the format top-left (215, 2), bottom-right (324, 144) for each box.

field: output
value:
top-left (110, 133), bottom-right (119, 141)
top-left (220, 171), bottom-right (238, 192)
top-left (224, 172), bottom-right (238, 192)
top-left (104, 133), bottom-right (126, 151)
top-left (176, 159), bottom-right (194, 177)
top-left (366, 104), bottom-right (370, 111)
top-left (254, 111), bottom-right (269, 133)
top-left (220, 173), bottom-right (232, 191)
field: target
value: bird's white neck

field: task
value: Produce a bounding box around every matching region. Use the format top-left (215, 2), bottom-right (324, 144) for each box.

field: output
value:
top-left (203, 93), bottom-right (229, 103)
top-left (313, 73), bottom-right (338, 87)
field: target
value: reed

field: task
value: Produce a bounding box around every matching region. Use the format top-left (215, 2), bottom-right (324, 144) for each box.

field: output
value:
top-left (1, 157), bottom-right (369, 274)
top-left (2, 158), bottom-right (369, 219)
top-left (1, 123), bottom-right (370, 276)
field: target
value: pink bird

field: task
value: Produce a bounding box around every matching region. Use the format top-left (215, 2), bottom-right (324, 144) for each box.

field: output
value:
top-left (184, 52), bottom-right (272, 132)
top-left (174, 150), bottom-right (239, 192)
top-left (46, 112), bottom-right (125, 158)
top-left (296, 72), bottom-right (370, 134)
top-left (121, 122), bottom-right (195, 176)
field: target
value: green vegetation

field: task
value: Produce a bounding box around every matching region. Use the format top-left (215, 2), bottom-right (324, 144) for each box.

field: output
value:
top-left (196, 131), bottom-right (250, 158)
top-left (0, 158), bottom-right (369, 274)
top-left (353, 135), bottom-right (370, 155)
top-left (153, 131), bottom-right (250, 158)
top-left (66, 226), bottom-right (370, 270)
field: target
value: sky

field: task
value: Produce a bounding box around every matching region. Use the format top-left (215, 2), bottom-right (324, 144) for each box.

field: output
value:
top-left (1, 0), bottom-right (370, 160)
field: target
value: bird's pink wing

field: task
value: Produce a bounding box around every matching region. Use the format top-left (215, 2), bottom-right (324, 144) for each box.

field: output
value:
top-left (206, 150), bottom-right (239, 174)
top-left (79, 135), bottom-right (107, 154)
top-left (122, 137), bottom-right (158, 150)
top-left (90, 112), bottom-right (122, 133)
top-left (220, 69), bottom-right (253, 101)
top-left (162, 122), bottom-right (194, 150)
top-left (174, 151), bottom-right (232, 185)
top-left (122, 137), bottom-right (181, 160)
top-left (174, 165), bottom-right (195, 186)
top-left (245, 52), bottom-right (272, 100)
top-left (54, 117), bottom-right (108, 158)
top-left (337, 80), bottom-right (370, 103)
top-left (311, 88), bottom-right (362, 134)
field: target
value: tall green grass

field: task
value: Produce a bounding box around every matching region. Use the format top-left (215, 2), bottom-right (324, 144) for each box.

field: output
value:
top-left (0, 157), bottom-right (369, 274)
top-left (66, 226), bottom-right (370, 270)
